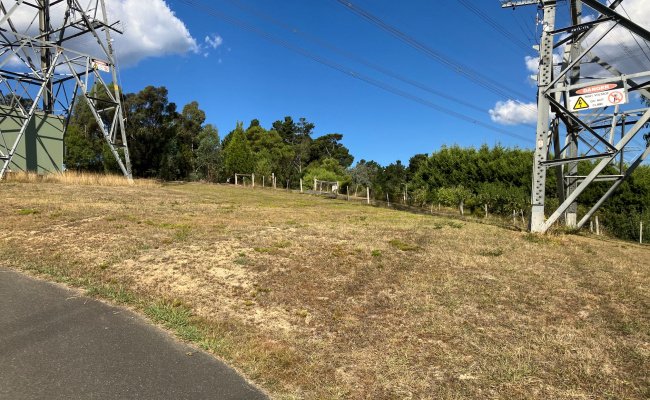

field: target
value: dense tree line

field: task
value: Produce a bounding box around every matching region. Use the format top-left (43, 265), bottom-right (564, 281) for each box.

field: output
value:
top-left (64, 85), bottom-right (354, 187)
top-left (64, 84), bottom-right (650, 241)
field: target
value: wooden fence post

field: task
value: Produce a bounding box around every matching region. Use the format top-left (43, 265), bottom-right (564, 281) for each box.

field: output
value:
top-left (252, 173), bottom-right (255, 188)
top-left (596, 215), bottom-right (600, 235)
top-left (263, 176), bottom-right (265, 188)
top-left (367, 187), bottom-right (370, 204)
top-left (300, 179), bottom-right (303, 193)
top-left (387, 192), bottom-right (390, 207)
top-left (484, 204), bottom-right (488, 219)
top-left (235, 174), bottom-right (238, 186)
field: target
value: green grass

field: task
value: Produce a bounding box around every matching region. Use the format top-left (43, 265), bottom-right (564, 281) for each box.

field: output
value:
top-left (17, 209), bottom-right (39, 215)
top-left (388, 239), bottom-right (420, 251)
top-left (479, 248), bottom-right (504, 257)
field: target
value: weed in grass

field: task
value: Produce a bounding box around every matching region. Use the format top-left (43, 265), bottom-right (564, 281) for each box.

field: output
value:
top-left (389, 240), bottom-right (420, 251)
top-left (54, 253), bottom-right (61, 259)
top-left (145, 301), bottom-right (193, 329)
top-left (448, 221), bottom-right (463, 229)
top-left (434, 223), bottom-right (443, 229)
top-left (274, 241), bottom-right (291, 248)
top-left (86, 284), bottom-right (136, 304)
top-left (371, 250), bottom-right (382, 257)
top-left (254, 247), bottom-right (269, 253)
top-left (173, 226), bottom-right (191, 241)
top-left (17, 209), bottom-right (39, 215)
top-left (50, 212), bottom-right (63, 219)
top-left (296, 310), bottom-right (307, 318)
top-left (523, 232), bottom-right (551, 244)
top-left (234, 257), bottom-right (248, 265)
top-left (105, 217), bottom-right (117, 221)
top-left (479, 248), bottom-right (504, 257)
top-left (377, 263), bottom-right (385, 269)
top-left (354, 248), bottom-right (362, 253)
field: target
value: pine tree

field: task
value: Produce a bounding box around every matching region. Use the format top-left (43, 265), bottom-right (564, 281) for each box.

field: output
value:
top-left (224, 121), bottom-right (254, 179)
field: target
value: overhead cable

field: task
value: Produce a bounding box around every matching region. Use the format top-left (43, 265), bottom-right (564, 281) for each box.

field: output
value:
top-left (174, 0), bottom-right (533, 143)
top-left (331, 0), bottom-right (537, 108)
top-left (214, 0), bottom-right (536, 125)
top-left (457, 0), bottom-right (537, 56)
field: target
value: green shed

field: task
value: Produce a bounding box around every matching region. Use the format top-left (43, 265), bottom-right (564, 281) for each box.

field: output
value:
top-left (0, 105), bottom-right (64, 175)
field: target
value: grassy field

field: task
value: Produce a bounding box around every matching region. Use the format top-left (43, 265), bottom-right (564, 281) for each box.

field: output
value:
top-left (1, 176), bottom-right (649, 399)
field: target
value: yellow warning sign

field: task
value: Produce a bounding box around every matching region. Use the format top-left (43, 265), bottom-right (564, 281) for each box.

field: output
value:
top-left (92, 63), bottom-right (98, 69)
top-left (573, 97), bottom-right (589, 110)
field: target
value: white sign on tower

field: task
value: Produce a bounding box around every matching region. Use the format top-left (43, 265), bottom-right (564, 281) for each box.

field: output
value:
top-left (567, 81), bottom-right (627, 111)
top-left (92, 59), bottom-right (110, 73)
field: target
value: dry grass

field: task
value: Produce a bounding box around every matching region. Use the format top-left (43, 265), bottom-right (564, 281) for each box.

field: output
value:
top-left (4, 170), bottom-right (159, 187)
top-left (1, 180), bottom-right (649, 399)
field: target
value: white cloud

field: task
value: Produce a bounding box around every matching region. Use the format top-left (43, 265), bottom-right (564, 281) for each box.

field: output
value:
top-left (489, 100), bottom-right (537, 126)
top-left (105, 0), bottom-right (198, 66)
top-left (581, 0), bottom-right (650, 73)
top-left (205, 35), bottom-right (223, 50)
top-left (0, 0), bottom-right (198, 67)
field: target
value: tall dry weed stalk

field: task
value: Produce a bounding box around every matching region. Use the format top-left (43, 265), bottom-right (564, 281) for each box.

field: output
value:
top-left (3, 171), bottom-right (159, 187)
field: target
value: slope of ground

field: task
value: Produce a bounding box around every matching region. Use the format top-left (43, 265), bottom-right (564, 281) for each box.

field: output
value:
top-left (1, 180), bottom-right (649, 399)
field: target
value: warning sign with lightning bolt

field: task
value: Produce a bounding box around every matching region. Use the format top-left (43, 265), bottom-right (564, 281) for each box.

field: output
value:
top-left (573, 97), bottom-right (589, 110)
top-left (568, 81), bottom-right (627, 111)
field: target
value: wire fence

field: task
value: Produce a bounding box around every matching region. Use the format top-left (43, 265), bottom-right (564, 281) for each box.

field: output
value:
top-left (232, 176), bottom-right (650, 242)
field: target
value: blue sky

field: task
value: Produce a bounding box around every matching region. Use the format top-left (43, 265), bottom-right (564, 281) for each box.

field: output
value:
top-left (104, 0), bottom-right (650, 166)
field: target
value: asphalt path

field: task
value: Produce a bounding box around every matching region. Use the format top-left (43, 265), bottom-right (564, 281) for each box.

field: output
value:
top-left (0, 267), bottom-right (268, 400)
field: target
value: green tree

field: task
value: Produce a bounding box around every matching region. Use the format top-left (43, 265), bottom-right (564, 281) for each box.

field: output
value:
top-left (196, 124), bottom-right (222, 182)
top-left (303, 158), bottom-right (351, 190)
top-left (224, 121), bottom-right (254, 179)
top-left (123, 86), bottom-right (178, 177)
top-left (310, 133), bottom-right (354, 168)
top-left (177, 101), bottom-right (206, 173)
top-left (64, 123), bottom-right (103, 171)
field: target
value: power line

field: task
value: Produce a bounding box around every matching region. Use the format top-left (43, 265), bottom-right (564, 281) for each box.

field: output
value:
top-left (213, 0), bottom-right (537, 125)
top-left (457, 0), bottom-right (537, 56)
top-left (331, 0), bottom-right (537, 108)
top-left (174, 0), bottom-right (533, 143)
top-left (619, 4), bottom-right (650, 66)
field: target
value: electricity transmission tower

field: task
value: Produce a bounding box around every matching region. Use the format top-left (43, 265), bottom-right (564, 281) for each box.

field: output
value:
top-left (502, 0), bottom-right (650, 233)
top-left (0, 0), bottom-right (131, 179)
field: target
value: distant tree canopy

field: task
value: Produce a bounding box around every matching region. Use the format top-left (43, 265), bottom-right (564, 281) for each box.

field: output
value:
top-left (64, 85), bottom-right (354, 186)
top-left (63, 83), bottom-right (650, 242)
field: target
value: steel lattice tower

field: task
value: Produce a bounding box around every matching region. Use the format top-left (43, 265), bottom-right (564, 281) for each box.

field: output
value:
top-left (502, 0), bottom-right (650, 233)
top-left (0, 0), bottom-right (131, 179)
